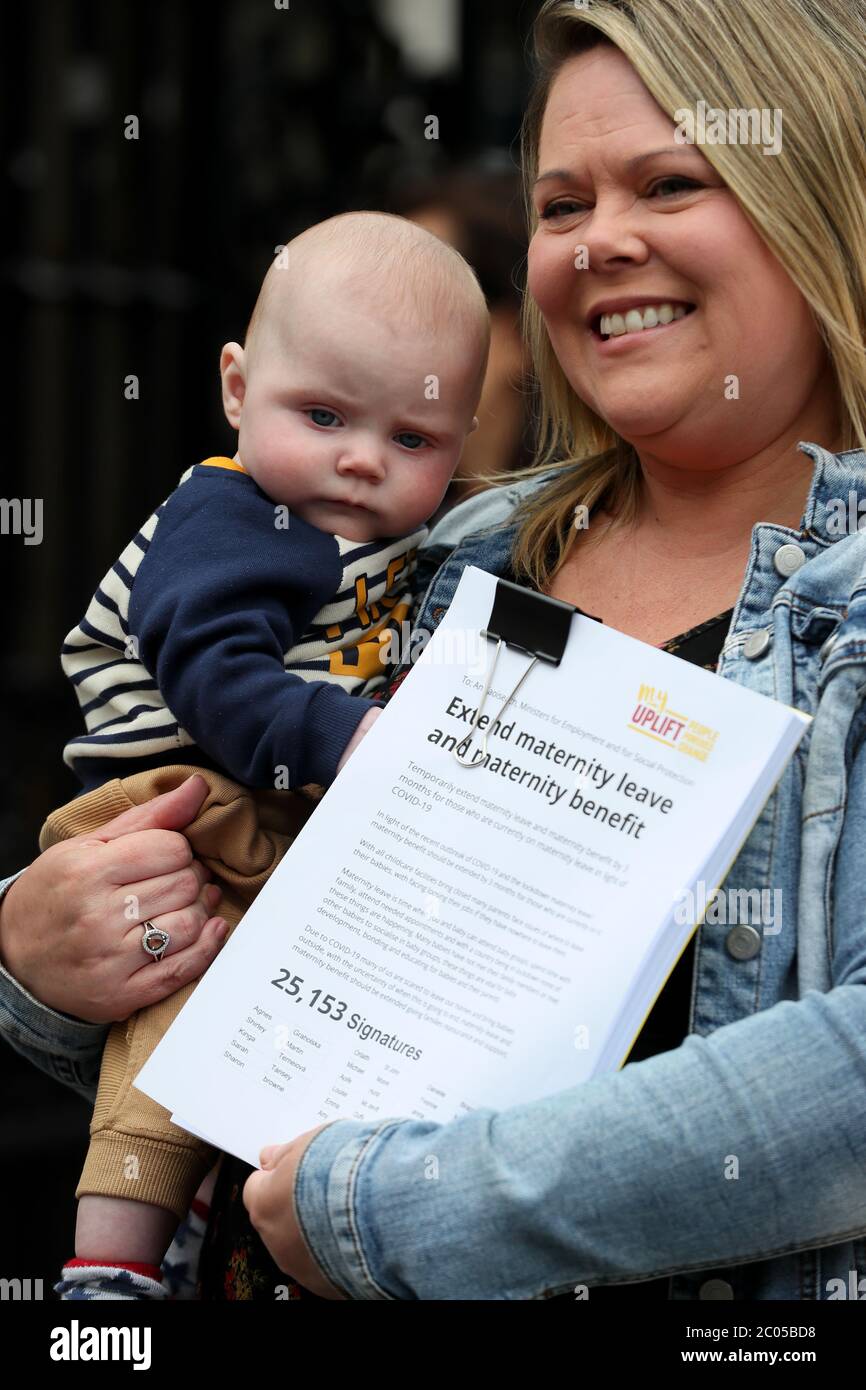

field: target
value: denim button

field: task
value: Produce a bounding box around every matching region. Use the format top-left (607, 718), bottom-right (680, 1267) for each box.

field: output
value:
top-left (743, 629), bottom-right (771, 660)
top-left (725, 924), bottom-right (762, 960)
top-left (432, 607), bottom-right (445, 624)
top-left (773, 543), bottom-right (806, 577)
top-left (699, 1278), bottom-right (734, 1300)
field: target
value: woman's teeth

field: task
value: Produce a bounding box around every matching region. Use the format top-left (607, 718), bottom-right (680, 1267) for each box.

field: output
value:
top-left (598, 303), bottom-right (694, 340)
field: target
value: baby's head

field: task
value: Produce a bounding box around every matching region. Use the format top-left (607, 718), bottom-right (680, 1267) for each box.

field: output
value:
top-left (219, 211), bottom-right (491, 541)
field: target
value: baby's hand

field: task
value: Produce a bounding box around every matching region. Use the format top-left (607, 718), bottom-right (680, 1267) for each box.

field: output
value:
top-left (335, 707), bottom-right (382, 774)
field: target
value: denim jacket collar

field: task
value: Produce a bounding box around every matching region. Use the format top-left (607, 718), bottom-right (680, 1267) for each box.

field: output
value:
top-left (411, 439), bottom-right (866, 666)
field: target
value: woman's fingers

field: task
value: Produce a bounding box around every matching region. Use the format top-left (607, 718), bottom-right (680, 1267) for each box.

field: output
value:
top-left (114, 859), bottom-right (214, 926)
top-left (87, 827), bottom-right (200, 890)
top-left (259, 1141), bottom-right (295, 1169)
top-left (117, 915), bottom-right (230, 1015)
top-left (243, 1126), bottom-right (346, 1297)
top-left (86, 774), bottom-right (209, 843)
top-left (83, 879), bottom-right (226, 1020)
top-left (1, 780), bottom-right (219, 1023)
top-left (122, 884), bottom-right (222, 958)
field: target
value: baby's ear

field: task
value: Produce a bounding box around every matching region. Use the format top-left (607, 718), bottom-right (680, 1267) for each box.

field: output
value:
top-left (220, 342), bottom-right (246, 430)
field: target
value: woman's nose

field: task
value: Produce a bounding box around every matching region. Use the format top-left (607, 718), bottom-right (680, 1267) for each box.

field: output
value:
top-left (581, 195), bottom-right (650, 266)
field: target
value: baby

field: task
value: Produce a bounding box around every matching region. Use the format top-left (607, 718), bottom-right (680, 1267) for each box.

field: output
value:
top-left (54, 210), bottom-right (490, 1298)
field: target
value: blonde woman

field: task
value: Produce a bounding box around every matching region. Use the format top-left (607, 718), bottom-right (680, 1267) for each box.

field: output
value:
top-left (3, 0), bottom-right (866, 1300)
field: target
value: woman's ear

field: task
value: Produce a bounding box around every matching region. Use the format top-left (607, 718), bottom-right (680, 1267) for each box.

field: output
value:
top-left (469, 415), bottom-right (479, 434)
top-left (220, 343), bottom-right (247, 431)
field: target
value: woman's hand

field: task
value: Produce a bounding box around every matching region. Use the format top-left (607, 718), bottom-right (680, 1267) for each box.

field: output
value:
top-left (243, 1127), bottom-right (347, 1299)
top-left (0, 774), bottom-right (228, 1023)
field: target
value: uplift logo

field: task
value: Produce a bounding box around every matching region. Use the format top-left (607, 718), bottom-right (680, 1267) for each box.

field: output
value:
top-left (629, 684), bottom-right (719, 762)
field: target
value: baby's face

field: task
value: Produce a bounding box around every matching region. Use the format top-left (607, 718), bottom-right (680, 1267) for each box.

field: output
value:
top-left (225, 281), bottom-right (484, 542)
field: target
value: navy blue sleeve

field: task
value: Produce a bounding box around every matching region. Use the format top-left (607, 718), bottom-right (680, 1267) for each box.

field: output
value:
top-left (128, 468), bottom-right (377, 789)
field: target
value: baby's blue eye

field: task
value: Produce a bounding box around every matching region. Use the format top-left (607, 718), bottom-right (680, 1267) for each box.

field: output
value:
top-left (308, 408), bottom-right (340, 427)
top-left (395, 432), bottom-right (426, 450)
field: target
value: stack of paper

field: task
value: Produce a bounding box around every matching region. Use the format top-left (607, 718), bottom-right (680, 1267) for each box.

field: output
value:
top-left (136, 566), bottom-right (809, 1167)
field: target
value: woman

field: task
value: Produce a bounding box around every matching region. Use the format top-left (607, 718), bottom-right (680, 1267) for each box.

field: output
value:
top-left (4, 0), bottom-right (866, 1300)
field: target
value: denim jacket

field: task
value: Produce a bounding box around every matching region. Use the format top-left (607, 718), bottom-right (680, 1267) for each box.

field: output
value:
top-left (4, 438), bottom-right (866, 1300)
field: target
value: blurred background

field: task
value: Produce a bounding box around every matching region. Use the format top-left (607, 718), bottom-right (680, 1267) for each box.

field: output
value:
top-left (1, 0), bottom-right (539, 1282)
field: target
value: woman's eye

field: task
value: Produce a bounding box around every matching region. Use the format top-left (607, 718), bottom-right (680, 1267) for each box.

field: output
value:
top-left (540, 199), bottom-right (583, 220)
top-left (394, 432), bottom-right (427, 450)
top-left (649, 176), bottom-right (700, 197)
top-left (307, 408), bottom-right (341, 427)
top-left (540, 178), bottom-right (699, 220)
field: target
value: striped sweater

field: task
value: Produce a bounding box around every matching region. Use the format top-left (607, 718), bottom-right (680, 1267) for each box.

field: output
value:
top-left (61, 458), bottom-right (427, 791)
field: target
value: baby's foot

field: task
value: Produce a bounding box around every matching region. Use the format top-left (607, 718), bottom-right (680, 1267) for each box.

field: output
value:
top-left (54, 1259), bottom-right (169, 1301)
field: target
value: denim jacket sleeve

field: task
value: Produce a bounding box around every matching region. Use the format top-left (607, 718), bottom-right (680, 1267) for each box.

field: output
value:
top-left (0, 872), bottom-right (105, 1104)
top-left (293, 747), bottom-right (866, 1299)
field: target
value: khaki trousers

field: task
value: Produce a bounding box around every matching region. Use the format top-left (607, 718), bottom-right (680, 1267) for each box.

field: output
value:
top-left (39, 765), bottom-right (321, 1221)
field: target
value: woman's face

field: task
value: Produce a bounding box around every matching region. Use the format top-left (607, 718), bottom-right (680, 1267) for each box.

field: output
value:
top-left (526, 45), bottom-right (835, 469)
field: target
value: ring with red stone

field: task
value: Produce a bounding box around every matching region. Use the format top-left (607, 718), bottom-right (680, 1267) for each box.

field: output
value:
top-left (141, 921), bottom-right (171, 962)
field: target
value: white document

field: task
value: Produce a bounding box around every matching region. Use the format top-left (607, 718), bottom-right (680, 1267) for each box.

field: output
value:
top-left (136, 565), bottom-right (809, 1169)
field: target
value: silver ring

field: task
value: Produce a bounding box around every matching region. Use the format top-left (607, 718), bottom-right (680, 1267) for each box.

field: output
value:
top-left (141, 921), bottom-right (171, 962)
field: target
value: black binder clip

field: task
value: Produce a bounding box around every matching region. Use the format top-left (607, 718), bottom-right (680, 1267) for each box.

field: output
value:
top-left (453, 578), bottom-right (600, 768)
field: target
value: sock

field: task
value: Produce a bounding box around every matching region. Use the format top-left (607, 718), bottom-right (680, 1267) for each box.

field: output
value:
top-left (55, 1258), bottom-right (169, 1301)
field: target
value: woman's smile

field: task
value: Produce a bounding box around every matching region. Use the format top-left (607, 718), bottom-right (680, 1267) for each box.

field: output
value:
top-left (589, 303), bottom-right (698, 354)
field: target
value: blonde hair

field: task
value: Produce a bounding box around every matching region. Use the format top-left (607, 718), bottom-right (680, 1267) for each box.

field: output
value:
top-left (470, 0), bottom-right (866, 592)
top-left (243, 210), bottom-right (491, 398)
